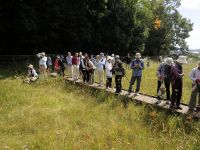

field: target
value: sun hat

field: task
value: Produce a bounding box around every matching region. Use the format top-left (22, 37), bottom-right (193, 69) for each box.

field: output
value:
top-left (115, 55), bottom-right (120, 59)
top-left (176, 56), bottom-right (187, 64)
top-left (165, 57), bottom-right (173, 65)
top-left (41, 52), bottom-right (45, 56)
top-left (135, 53), bottom-right (141, 58)
top-left (107, 56), bottom-right (112, 60)
top-left (28, 64), bottom-right (33, 69)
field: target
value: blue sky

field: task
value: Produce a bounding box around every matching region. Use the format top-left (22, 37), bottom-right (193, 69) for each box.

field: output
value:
top-left (178, 0), bottom-right (200, 49)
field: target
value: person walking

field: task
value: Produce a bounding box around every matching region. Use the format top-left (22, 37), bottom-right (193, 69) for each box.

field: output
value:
top-left (112, 55), bottom-right (125, 93)
top-left (170, 56), bottom-right (187, 110)
top-left (188, 62), bottom-right (200, 113)
top-left (127, 53), bottom-right (144, 96)
top-left (156, 57), bottom-right (173, 104)
top-left (66, 52), bottom-right (73, 77)
top-left (95, 55), bottom-right (104, 87)
top-left (105, 56), bottom-right (113, 89)
top-left (72, 53), bottom-right (80, 80)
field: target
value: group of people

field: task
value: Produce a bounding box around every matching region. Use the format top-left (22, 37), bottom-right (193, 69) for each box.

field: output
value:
top-left (25, 51), bottom-right (200, 113)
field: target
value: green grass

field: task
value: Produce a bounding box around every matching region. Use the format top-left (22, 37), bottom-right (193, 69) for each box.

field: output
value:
top-left (1, 75), bottom-right (200, 149)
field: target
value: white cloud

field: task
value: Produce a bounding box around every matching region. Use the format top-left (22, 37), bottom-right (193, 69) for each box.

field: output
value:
top-left (186, 26), bottom-right (200, 49)
top-left (180, 0), bottom-right (200, 9)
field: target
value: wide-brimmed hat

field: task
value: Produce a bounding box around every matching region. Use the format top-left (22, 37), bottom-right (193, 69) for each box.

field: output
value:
top-left (115, 55), bottom-right (120, 59)
top-left (135, 53), bottom-right (141, 58)
top-left (165, 57), bottom-right (173, 65)
top-left (176, 56), bottom-right (187, 64)
top-left (41, 52), bottom-right (45, 56)
top-left (107, 56), bottom-right (112, 60)
top-left (28, 64), bottom-right (33, 69)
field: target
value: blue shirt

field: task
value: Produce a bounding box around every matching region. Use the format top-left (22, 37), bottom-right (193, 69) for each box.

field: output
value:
top-left (131, 59), bottom-right (144, 77)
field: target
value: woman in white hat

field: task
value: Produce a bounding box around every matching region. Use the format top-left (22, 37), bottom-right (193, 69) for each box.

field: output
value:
top-left (170, 56), bottom-right (187, 110)
top-left (105, 56), bottom-right (113, 88)
top-left (24, 64), bottom-right (38, 83)
top-left (37, 52), bottom-right (47, 77)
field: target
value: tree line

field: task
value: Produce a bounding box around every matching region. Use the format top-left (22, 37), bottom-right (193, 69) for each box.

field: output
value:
top-left (0, 0), bottom-right (193, 55)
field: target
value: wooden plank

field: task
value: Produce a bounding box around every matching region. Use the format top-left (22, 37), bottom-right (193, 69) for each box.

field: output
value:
top-left (64, 77), bottom-right (191, 116)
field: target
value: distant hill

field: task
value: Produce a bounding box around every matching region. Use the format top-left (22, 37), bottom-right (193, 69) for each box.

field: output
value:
top-left (189, 49), bottom-right (200, 52)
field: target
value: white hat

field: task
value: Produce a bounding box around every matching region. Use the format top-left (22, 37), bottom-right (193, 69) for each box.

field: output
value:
top-left (115, 55), bottom-right (120, 59)
top-left (111, 54), bottom-right (115, 57)
top-left (176, 56), bottom-right (187, 64)
top-left (165, 57), bottom-right (173, 65)
top-left (135, 53), bottom-right (141, 58)
top-left (107, 56), bottom-right (112, 60)
top-left (41, 52), bottom-right (45, 56)
top-left (28, 64), bottom-right (33, 69)
top-left (100, 52), bottom-right (104, 56)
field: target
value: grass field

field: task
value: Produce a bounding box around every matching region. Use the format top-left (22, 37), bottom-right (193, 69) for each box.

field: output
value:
top-left (0, 60), bottom-right (199, 149)
top-left (1, 71), bottom-right (200, 149)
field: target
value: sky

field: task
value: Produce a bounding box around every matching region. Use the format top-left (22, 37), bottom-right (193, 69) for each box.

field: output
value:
top-left (178, 0), bottom-right (200, 50)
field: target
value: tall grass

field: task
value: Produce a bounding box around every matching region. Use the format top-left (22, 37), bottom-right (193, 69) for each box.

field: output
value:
top-left (1, 76), bottom-right (200, 149)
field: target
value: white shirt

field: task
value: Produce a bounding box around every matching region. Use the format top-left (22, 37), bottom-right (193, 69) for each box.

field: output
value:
top-left (39, 56), bottom-right (47, 68)
top-left (189, 67), bottom-right (200, 84)
top-left (105, 62), bottom-right (112, 77)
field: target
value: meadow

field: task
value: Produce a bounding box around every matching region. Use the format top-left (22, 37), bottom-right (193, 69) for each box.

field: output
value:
top-left (0, 59), bottom-right (199, 149)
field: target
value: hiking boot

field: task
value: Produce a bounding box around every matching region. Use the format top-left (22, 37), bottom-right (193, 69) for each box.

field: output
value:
top-left (175, 106), bottom-right (182, 110)
top-left (155, 100), bottom-right (161, 104)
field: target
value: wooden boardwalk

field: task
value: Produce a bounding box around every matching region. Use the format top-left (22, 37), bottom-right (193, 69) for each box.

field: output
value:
top-left (65, 77), bottom-right (192, 116)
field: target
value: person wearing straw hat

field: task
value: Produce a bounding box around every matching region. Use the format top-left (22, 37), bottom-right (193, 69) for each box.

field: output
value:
top-left (188, 61), bottom-right (200, 113)
top-left (156, 57), bottom-right (173, 104)
top-left (170, 55), bottom-right (187, 110)
top-left (24, 64), bottom-right (38, 83)
top-left (127, 52), bottom-right (144, 96)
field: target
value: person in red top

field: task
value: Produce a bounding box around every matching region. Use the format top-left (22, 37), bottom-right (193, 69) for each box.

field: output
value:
top-left (72, 53), bottom-right (80, 80)
top-left (54, 55), bottom-right (65, 76)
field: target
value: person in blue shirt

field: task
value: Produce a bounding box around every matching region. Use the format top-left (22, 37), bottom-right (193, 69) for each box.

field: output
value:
top-left (127, 53), bottom-right (144, 95)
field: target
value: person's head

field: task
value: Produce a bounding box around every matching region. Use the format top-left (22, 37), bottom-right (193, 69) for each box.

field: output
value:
top-left (96, 55), bottom-right (100, 61)
top-left (79, 52), bottom-right (82, 56)
top-left (135, 53), bottom-right (141, 60)
top-left (41, 52), bottom-right (45, 57)
top-left (176, 55), bottom-right (187, 65)
top-left (100, 53), bottom-right (104, 58)
top-left (107, 56), bottom-right (112, 63)
top-left (57, 55), bottom-right (60, 59)
top-left (111, 54), bottom-right (115, 57)
top-left (75, 53), bottom-right (78, 57)
top-left (68, 52), bottom-right (71, 56)
top-left (165, 57), bottom-right (173, 66)
top-left (84, 53), bottom-right (88, 57)
top-left (115, 55), bottom-right (120, 61)
top-left (28, 64), bottom-right (33, 69)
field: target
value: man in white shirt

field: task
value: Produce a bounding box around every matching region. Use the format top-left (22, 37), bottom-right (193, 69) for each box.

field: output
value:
top-left (188, 62), bottom-right (200, 112)
top-left (66, 52), bottom-right (73, 77)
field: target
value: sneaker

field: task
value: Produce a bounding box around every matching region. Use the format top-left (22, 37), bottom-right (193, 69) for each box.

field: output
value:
top-left (155, 100), bottom-right (161, 104)
top-left (134, 93), bottom-right (140, 96)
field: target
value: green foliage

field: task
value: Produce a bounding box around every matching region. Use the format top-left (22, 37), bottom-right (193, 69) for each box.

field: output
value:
top-left (0, 0), bottom-right (193, 55)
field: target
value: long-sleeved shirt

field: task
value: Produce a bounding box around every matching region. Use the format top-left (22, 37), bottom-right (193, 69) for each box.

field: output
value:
top-left (130, 59), bottom-right (144, 77)
top-left (95, 60), bottom-right (104, 71)
top-left (66, 56), bottom-right (73, 65)
top-left (28, 69), bottom-right (38, 77)
top-left (170, 64), bottom-right (183, 85)
top-left (189, 67), bottom-right (200, 84)
top-left (105, 62), bottom-right (112, 77)
top-left (39, 56), bottom-right (47, 68)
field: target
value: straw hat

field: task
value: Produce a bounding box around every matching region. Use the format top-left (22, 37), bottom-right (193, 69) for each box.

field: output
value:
top-left (107, 56), bottom-right (112, 60)
top-left (176, 56), bottom-right (187, 64)
top-left (165, 57), bottom-right (173, 65)
top-left (28, 64), bottom-right (33, 69)
top-left (135, 53), bottom-right (141, 58)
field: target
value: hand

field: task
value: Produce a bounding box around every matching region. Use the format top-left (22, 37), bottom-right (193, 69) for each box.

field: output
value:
top-left (180, 73), bottom-right (184, 77)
